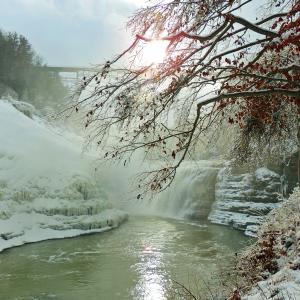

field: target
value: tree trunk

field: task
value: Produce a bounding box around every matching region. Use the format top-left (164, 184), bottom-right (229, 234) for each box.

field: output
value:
top-left (298, 116), bottom-right (300, 186)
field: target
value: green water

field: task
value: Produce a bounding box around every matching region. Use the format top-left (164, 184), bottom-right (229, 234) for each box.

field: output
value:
top-left (0, 216), bottom-right (248, 300)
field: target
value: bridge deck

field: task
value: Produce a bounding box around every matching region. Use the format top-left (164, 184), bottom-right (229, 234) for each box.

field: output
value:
top-left (41, 66), bottom-right (95, 73)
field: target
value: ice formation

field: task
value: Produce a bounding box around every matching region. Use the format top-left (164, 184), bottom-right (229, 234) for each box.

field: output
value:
top-left (0, 99), bottom-right (128, 253)
top-left (209, 165), bottom-right (282, 236)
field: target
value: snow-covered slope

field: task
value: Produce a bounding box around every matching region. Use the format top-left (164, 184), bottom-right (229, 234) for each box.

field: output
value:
top-left (239, 188), bottom-right (300, 300)
top-left (0, 100), bottom-right (127, 252)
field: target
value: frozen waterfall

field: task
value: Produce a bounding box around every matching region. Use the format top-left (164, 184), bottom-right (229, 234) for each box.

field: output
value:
top-left (0, 99), bottom-right (128, 252)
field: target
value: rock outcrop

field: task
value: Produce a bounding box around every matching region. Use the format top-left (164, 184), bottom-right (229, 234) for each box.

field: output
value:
top-left (209, 166), bottom-right (282, 236)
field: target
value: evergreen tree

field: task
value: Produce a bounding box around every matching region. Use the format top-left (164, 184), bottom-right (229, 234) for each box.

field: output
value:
top-left (0, 29), bottom-right (67, 109)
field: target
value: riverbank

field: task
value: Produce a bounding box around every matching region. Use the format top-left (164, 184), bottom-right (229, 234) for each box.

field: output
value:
top-left (170, 188), bottom-right (300, 300)
top-left (235, 188), bottom-right (300, 300)
top-left (0, 208), bottom-right (128, 253)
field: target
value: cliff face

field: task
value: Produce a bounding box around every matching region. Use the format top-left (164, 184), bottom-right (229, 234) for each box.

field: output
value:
top-left (209, 166), bottom-right (283, 236)
top-left (153, 153), bottom-right (298, 237)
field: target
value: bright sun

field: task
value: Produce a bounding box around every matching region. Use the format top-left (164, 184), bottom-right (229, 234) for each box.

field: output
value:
top-left (141, 40), bottom-right (169, 65)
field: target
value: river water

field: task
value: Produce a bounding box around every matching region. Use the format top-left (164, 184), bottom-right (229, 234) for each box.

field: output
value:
top-left (0, 216), bottom-right (248, 300)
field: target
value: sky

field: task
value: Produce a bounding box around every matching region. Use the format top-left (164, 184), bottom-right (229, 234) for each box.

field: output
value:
top-left (0, 0), bottom-right (261, 68)
top-left (0, 0), bottom-right (144, 66)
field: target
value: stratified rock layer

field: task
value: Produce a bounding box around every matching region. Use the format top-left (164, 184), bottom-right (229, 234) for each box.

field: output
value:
top-left (209, 166), bottom-right (282, 236)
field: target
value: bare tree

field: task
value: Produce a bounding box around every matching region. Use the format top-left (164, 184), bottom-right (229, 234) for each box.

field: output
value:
top-left (67, 0), bottom-right (300, 196)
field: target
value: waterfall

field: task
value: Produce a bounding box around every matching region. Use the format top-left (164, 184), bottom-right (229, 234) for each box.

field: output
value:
top-left (132, 160), bottom-right (223, 220)
top-left (128, 159), bottom-right (283, 237)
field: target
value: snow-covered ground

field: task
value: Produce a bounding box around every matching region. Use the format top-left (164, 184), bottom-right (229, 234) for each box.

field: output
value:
top-left (240, 188), bottom-right (300, 300)
top-left (0, 99), bottom-right (128, 253)
top-left (245, 267), bottom-right (300, 300)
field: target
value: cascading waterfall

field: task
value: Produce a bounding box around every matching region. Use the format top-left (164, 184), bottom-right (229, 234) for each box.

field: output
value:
top-left (128, 159), bottom-right (284, 237)
top-left (130, 160), bottom-right (223, 220)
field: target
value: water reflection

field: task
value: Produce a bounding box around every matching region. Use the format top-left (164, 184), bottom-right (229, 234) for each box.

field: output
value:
top-left (133, 242), bottom-right (168, 300)
top-left (0, 217), bottom-right (248, 300)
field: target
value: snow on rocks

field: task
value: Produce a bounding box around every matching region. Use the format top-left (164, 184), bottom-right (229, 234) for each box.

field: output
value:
top-left (238, 188), bottom-right (300, 300)
top-left (244, 268), bottom-right (300, 300)
top-left (254, 167), bottom-right (280, 183)
top-left (209, 164), bottom-right (282, 236)
top-left (0, 99), bottom-right (128, 253)
top-left (0, 210), bottom-right (128, 253)
top-left (7, 98), bottom-right (37, 119)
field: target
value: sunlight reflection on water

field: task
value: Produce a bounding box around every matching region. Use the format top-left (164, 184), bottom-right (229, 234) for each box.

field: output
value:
top-left (134, 242), bottom-right (168, 300)
top-left (0, 217), bottom-right (248, 300)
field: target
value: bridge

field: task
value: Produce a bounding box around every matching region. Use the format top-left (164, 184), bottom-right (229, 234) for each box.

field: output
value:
top-left (39, 65), bottom-right (123, 85)
top-left (40, 66), bottom-right (97, 81)
top-left (38, 65), bottom-right (98, 85)
top-left (42, 66), bottom-right (96, 73)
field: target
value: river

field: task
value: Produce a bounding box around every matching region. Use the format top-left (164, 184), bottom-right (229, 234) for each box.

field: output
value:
top-left (0, 216), bottom-right (249, 300)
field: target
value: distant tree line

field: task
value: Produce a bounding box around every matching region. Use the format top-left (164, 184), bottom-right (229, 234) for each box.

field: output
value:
top-left (0, 29), bottom-right (68, 109)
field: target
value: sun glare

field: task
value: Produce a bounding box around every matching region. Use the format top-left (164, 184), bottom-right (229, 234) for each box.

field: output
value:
top-left (141, 40), bottom-right (168, 65)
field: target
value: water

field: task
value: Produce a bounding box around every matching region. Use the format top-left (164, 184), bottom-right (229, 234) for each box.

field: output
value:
top-left (0, 216), bottom-right (248, 300)
top-left (0, 102), bottom-right (249, 299)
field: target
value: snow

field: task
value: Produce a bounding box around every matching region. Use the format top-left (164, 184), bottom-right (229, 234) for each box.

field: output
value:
top-left (244, 268), bottom-right (300, 300)
top-left (281, 28), bottom-right (298, 40)
top-left (0, 210), bottom-right (127, 253)
top-left (0, 99), bottom-right (92, 192)
top-left (255, 167), bottom-right (280, 182)
top-left (0, 99), bottom-right (128, 253)
top-left (209, 165), bottom-right (281, 236)
top-left (241, 188), bottom-right (300, 300)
